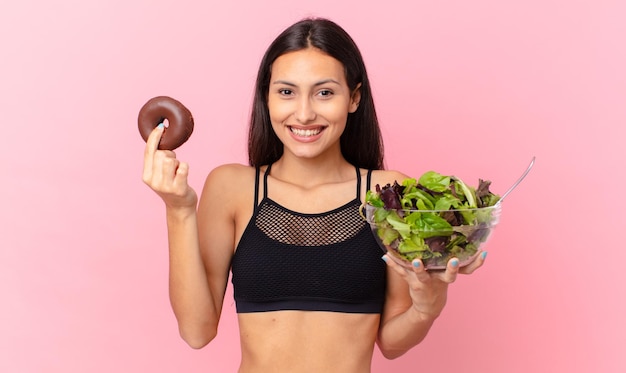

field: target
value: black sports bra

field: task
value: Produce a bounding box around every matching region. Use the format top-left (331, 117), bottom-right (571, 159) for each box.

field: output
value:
top-left (230, 164), bottom-right (387, 313)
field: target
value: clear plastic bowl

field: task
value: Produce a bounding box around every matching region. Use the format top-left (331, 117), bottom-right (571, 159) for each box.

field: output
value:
top-left (362, 203), bottom-right (501, 270)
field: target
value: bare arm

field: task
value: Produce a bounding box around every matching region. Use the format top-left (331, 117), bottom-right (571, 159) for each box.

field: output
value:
top-left (370, 169), bottom-right (486, 358)
top-left (142, 126), bottom-right (233, 348)
top-left (377, 245), bottom-right (487, 359)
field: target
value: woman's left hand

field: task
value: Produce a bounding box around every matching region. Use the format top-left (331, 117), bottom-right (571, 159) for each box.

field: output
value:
top-left (382, 251), bottom-right (487, 319)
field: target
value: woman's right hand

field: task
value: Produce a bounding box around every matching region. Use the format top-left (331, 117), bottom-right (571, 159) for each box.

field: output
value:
top-left (142, 124), bottom-right (198, 210)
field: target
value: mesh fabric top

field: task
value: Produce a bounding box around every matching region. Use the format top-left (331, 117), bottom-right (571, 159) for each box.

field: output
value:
top-left (231, 166), bottom-right (387, 314)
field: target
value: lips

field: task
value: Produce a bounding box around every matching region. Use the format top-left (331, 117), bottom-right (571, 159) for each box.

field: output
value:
top-left (289, 126), bottom-right (324, 137)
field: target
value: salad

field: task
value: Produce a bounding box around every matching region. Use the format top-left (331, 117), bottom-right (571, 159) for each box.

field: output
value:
top-left (364, 171), bottom-right (501, 268)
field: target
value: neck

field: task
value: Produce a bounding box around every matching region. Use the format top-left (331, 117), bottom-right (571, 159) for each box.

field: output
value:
top-left (270, 153), bottom-right (355, 186)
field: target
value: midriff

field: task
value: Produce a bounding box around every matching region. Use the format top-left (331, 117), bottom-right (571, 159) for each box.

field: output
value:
top-left (237, 310), bottom-right (380, 373)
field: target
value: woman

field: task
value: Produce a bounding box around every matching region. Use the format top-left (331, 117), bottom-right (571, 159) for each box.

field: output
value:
top-left (142, 18), bottom-right (486, 373)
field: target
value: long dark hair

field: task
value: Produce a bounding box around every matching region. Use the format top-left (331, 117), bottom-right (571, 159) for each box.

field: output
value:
top-left (247, 18), bottom-right (385, 170)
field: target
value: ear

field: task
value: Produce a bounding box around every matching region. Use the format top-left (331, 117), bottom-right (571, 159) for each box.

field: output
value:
top-left (349, 83), bottom-right (362, 113)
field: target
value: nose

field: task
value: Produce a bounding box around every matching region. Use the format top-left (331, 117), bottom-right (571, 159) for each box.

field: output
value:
top-left (294, 97), bottom-right (316, 123)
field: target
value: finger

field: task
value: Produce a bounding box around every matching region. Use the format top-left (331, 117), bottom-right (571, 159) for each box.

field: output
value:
top-left (142, 124), bottom-right (165, 182)
top-left (459, 251), bottom-right (487, 275)
top-left (381, 254), bottom-right (405, 275)
top-left (173, 161), bottom-right (190, 190)
top-left (437, 258), bottom-right (460, 283)
top-left (144, 123), bottom-right (165, 158)
top-left (147, 150), bottom-right (178, 189)
top-left (382, 254), bottom-right (417, 281)
top-left (160, 154), bottom-right (181, 184)
top-left (410, 258), bottom-right (432, 283)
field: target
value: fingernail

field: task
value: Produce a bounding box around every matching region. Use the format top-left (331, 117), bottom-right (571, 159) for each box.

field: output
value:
top-left (157, 122), bottom-right (165, 129)
top-left (481, 251), bottom-right (488, 260)
top-left (450, 259), bottom-right (459, 268)
top-left (381, 255), bottom-right (388, 263)
top-left (413, 261), bottom-right (421, 268)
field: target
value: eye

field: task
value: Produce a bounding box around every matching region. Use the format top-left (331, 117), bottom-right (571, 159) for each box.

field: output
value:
top-left (278, 88), bottom-right (294, 96)
top-left (318, 89), bottom-right (333, 98)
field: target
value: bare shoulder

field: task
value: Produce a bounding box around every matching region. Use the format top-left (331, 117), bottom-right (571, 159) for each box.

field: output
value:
top-left (204, 163), bottom-right (256, 186)
top-left (199, 163), bottom-right (257, 210)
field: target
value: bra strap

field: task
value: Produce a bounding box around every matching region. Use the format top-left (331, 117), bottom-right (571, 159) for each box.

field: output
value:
top-left (355, 166), bottom-right (362, 200)
top-left (253, 166), bottom-right (261, 210)
top-left (263, 163), bottom-right (273, 199)
top-left (366, 169), bottom-right (373, 195)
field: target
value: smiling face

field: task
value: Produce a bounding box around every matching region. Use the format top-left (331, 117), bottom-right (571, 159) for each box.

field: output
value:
top-left (267, 48), bottom-right (361, 161)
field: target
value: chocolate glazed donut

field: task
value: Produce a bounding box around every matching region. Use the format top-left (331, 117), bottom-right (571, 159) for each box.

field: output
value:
top-left (138, 96), bottom-right (194, 150)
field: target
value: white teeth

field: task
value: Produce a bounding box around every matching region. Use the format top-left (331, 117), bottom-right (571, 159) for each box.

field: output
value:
top-left (290, 127), bottom-right (321, 137)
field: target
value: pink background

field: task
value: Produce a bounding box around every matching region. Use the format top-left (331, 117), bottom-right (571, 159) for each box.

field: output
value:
top-left (1, 0), bottom-right (624, 372)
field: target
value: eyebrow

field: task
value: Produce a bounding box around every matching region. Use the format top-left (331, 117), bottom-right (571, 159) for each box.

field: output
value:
top-left (271, 79), bottom-right (341, 86)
